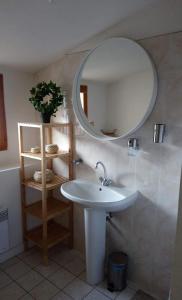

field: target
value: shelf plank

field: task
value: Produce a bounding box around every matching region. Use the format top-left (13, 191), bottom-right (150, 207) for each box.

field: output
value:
top-left (25, 198), bottom-right (70, 220)
top-left (21, 151), bottom-right (70, 160)
top-left (25, 221), bottom-right (70, 249)
top-left (23, 175), bottom-right (68, 191)
top-left (18, 122), bottom-right (71, 128)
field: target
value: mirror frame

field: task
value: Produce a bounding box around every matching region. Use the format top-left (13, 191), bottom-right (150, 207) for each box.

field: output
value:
top-left (72, 37), bottom-right (158, 141)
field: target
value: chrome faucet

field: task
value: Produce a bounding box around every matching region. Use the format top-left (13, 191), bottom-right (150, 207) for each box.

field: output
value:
top-left (95, 161), bottom-right (112, 186)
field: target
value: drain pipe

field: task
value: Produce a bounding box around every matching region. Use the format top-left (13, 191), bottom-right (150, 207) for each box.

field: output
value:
top-left (106, 213), bottom-right (113, 222)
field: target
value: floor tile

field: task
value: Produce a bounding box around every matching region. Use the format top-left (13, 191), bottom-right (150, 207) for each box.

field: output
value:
top-left (0, 282), bottom-right (25, 300)
top-left (63, 278), bottom-right (93, 300)
top-left (5, 261), bottom-right (31, 280)
top-left (0, 256), bottom-right (20, 270)
top-left (96, 280), bottom-right (120, 300)
top-left (131, 290), bottom-right (156, 300)
top-left (52, 248), bottom-right (83, 267)
top-left (116, 287), bottom-right (137, 299)
top-left (18, 247), bottom-right (38, 259)
top-left (48, 267), bottom-right (75, 289)
top-left (20, 294), bottom-right (34, 300)
top-left (35, 260), bottom-right (60, 278)
top-left (78, 271), bottom-right (87, 282)
top-left (30, 279), bottom-right (59, 300)
top-left (21, 251), bottom-right (42, 267)
top-left (49, 244), bottom-right (68, 257)
top-left (64, 257), bottom-right (85, 276)
top-left (78, 271), bottom-right (96, 287)
top-left (16, 270), bottom-right (44, 291)
top-left (84, 289), bottom-right (111, 300)
top-left (52, 291), bottom-right (73, 300)
top-left (0, 270), bottom-right (12, 288)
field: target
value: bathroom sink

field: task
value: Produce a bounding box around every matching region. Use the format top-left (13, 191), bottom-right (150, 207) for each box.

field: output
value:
top-left (61, 179), bottom-right (137, 212)
top-left (61, 179), bottom-right (138, 285)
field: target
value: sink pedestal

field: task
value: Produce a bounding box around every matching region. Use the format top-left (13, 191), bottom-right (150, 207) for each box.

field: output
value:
top-left (84, 208), bottom-right (106, 285)
top-left (61, 179), bottom-right (138, 285)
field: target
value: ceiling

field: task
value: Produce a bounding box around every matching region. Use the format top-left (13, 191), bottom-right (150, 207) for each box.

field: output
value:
top-left (0, 0), bottom-right (181, 73)
top-left (72, 0), bottom-right (182, 53)
top-left (0, 0), bottom-right (158, 73)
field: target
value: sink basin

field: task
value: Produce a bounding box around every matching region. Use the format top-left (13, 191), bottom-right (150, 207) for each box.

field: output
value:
top-left (61, 179), bottom-right (137, 212)
top-left (61, 179), bottom-right (138, 285)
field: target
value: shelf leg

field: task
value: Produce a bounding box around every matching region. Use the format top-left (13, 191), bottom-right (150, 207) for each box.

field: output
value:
top-left (40, 125), bottom-right (49, 264)
top-left (18, 124), bottom-right (29, 252)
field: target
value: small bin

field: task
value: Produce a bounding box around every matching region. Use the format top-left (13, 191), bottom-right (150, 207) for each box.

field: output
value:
top-left (107, 252), bottom-right (128, 292)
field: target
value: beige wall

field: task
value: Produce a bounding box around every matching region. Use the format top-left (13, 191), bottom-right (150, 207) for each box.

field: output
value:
top-left (171, 170), bottom-right (182, 300)
top-left (0, 66), bottom-right (39, 168)
top-left (0, 67), bottom-right (41, 261)
top-left (35, 32), bottom-right (182, 300)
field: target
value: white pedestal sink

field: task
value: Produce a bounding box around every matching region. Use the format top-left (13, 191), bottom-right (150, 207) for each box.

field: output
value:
top-left (61, 179), bottom-right (138, 285)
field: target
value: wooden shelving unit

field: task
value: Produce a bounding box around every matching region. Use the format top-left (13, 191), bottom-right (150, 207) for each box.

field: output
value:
top-left (21, 150), bottom-right (70, 160)
top-left (23, 175), bottom-right (68, 191)
top-left (18, 122), bottom-right (74, 264)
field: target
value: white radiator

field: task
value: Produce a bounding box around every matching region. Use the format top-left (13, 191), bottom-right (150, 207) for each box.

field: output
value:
top-left (0, 209), bottom-right (9, 254)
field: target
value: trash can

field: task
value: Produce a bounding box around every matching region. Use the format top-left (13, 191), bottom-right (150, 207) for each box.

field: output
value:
top-left (107, 252), bottom-right (128, 292)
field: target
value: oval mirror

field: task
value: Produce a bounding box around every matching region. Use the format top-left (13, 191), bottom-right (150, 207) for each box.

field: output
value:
top-left (72, 38), bottom-right (157, 140)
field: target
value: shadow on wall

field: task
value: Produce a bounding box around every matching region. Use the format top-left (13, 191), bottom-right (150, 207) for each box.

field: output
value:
top-left (75, 134), bottom-right (135, 184)
top-left (106, 192), bottom-right (177, 300)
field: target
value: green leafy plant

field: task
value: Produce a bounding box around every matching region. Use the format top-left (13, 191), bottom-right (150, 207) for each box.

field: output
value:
top-left (29, 81), bottom-right (64, 120)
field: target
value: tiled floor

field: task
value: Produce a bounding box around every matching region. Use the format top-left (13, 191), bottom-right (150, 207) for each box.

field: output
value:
top-left (0, 245), bottom-right (146, 300)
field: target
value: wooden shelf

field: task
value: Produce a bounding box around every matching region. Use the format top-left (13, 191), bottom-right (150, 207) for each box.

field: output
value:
top-left (25, 198), bottom-right (70, 220)
top-left (18, 122), bottom-right (71, 128)
top-left (21, 150), bottom-right (70, 160)
top-left (23, 175), bottom-right (68, 191)
top-left (25, 221), bottom-right (70, 249)
top-left (18, 121), bottom-right (74, 264)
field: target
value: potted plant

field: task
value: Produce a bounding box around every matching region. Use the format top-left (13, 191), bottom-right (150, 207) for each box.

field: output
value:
top-left (29, 81), bottom-right (64, 123)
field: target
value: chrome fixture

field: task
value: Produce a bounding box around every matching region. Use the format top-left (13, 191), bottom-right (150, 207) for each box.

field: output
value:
top-left (95, 161), bottom-right (112, 186)
top-left (73, 158), bottom-right (83, 165)
top-left (128, 138), bottom-right (139, 150)
top-left (153, 124), bottom-right (165, 143)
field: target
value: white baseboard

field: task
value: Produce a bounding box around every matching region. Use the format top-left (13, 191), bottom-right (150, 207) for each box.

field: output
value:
top-left (0, 244), bottom-right (24, 263)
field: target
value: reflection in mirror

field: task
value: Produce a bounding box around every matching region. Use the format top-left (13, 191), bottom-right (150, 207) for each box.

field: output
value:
top-left (78, 38), bottom-right (156, 139)
top-left (80, 85), bottom-right (88, 117)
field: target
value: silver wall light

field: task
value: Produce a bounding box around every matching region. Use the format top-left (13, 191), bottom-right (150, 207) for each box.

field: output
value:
top-left (153, 124), bottom-right (166, 143)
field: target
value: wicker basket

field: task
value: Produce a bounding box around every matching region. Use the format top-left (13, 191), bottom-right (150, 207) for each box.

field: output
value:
top-left (31, 146), bottom-right (40, 154)
top-left (33, 169), bottom-right (54, 183)
top-left (45, 144), bottom-right (58, 154)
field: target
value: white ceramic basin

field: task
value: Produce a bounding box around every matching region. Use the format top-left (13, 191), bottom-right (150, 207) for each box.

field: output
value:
top-left (61, 179), bottom-right (137, 212)
top-left (61, 179), bottom-right (138, 285)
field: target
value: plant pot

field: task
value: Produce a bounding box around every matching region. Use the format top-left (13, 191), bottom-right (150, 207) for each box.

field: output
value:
top-left (41, 112), bottom-right (51, 123)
